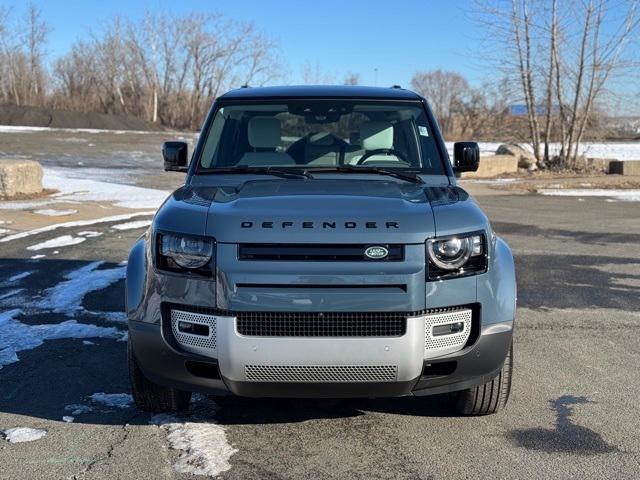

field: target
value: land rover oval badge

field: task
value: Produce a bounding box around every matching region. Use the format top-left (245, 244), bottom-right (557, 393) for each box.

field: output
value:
top-left (365, 246), bottom-right (389, 260)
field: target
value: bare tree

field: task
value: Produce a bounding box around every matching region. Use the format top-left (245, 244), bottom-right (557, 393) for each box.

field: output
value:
top-left (49, 11), bottom-right (281, 129)
top-left (477, 0), bottom-right (640, 168)
top-left (301, 62), bottom-right (334, 85)
top-left (411, 70), bottom-right (472, 138)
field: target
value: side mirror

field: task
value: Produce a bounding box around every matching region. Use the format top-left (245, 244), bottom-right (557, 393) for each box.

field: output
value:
top-left (453, 142), bottom-right (480, 173)
top-left (163, 141), bottom-right (188, 172)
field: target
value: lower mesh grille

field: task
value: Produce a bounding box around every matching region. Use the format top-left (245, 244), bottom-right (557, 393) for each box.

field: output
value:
top-left (236, 311), bottom-right (406, 337)
top-left (245, 364), bottom-right (398, 382)
top-left (170, 309), bottom-right (217, 351)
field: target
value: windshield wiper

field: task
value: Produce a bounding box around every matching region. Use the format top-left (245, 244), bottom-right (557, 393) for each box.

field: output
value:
top-left (304, 165), bottom-right (424, 185)
top-left (200, 166), bottom-right (313, 179)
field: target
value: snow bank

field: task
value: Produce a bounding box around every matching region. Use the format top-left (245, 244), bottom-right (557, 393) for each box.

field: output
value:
top-left (2, 427), bottom-right (47, 443)
top-left (446, 141), bottom-right (640, 161)
top-left (150, 414), bottom-right (237, 477)
top-left (0, 309), bottom-right (124, 369)
top-left (27, 234), bottom-right (86, 251)
top-left (538, 189), bottom-right (640, 202)
top-left (38, 261), bottom-right (126, 313)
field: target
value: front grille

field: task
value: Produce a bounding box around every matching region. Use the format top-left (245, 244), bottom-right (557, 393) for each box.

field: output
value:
top-left (236, 311), bottom-right (407, 337)
top-left (238, 243), bottom-right (404, 261)
top-left (245, 364), bottom-right (398, 382)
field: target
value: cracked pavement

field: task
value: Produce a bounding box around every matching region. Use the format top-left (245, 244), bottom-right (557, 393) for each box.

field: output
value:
top-left (1, 184), bottom-right (639, 478)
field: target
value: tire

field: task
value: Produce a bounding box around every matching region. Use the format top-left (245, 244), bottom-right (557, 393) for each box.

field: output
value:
top-left (451, 341), bottom-right (513, 416)
top-left (128, 340), bottom-right (192, 413)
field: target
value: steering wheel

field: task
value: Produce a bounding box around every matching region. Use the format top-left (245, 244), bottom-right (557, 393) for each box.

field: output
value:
top-left (356, 149), bottom-right (409, 165)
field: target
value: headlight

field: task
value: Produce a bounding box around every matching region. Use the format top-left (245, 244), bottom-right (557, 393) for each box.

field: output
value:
top-left (157, 233), bottom-right (215, 274)
top-left (427, 232), bottom-right (486, 279)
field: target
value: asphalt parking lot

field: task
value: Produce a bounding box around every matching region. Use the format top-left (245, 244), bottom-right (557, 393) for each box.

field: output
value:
top-left (1, 190), bottom-right (639, 479)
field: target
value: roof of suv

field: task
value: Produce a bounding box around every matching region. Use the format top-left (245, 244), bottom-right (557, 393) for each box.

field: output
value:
top-left (218, 85), bottom-right (422, 101)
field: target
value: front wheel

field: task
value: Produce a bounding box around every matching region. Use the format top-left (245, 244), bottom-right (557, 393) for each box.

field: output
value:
top-left (451, 341), bottom-right (513, 416)
top-left (128, 340), bottom-right (192, 413)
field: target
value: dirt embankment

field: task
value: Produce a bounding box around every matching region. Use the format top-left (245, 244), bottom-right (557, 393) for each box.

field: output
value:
top-left (0, 104), bottom-right (162, 131)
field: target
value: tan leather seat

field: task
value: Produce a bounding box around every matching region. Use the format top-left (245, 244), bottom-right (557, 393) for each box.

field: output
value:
top-left (348, 121), bottom-right (401, 165)
top-left (238, 117), bottom-right (295, 166)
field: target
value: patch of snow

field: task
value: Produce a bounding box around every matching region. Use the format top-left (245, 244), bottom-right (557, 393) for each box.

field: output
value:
top-left (2, 427), bottom-right (47, 443)
top-left (445, 141), bottom-right (640, 161)
top-left (538, 189), bottom-right (640, 202)
top-left (111, 220), bottom-right (152, 231)
top-left (65, 404), bottom-right (93, 415)
top-left (464, 178), bottom-right (518, 184)
top-left (0, 289), bottom-right (24, 301)
top-left (150, 414), bottom-right (237, 477)
top-left (0, 125), bottom-right (161, 135)
top-left (62, 416), bottom-right (74, 423)
top-left (0, 309), bottom-right (124, 369)
top-left (30, 254), bottom-right (45, 259)
top-left (82, 340), bottom-right (95, 346)
top-left (89, 392), bottom-right (133, 409)
top-left (27, 235), bottom-right (86, 251)
top-left (7, 271), bottom-right (32, 283)
top-left (77, 231), bottom-right (102, 238)
top-left (0, 228), bottom-right (12, 235)
top-left (33, 208), bottom-right (78, 217)
top-left (0, 220), bottom-right (11, 225)
top-left (38, 261), bottom-right (126, 313)
top-left (41, 168), bottom-right (170, 209)
top-left (0, 211), bottom-right (155, 243)
top-left (0, 199), bottom-right (79, 211)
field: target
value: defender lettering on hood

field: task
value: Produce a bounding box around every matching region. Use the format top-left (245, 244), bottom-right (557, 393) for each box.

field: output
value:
top-left (240, 221), bottom-right (400, 229)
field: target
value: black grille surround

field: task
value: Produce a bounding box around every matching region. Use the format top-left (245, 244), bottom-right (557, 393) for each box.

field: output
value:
top-left (238, 243), bottom-right (404, 261)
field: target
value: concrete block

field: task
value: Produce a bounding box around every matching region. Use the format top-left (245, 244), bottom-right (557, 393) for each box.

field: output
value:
top-left (0, 159), bottom-right (43, 198)
top-left (462, 155), bottom-right (519, 178)
top-left (609, 160), bottom-right (640, 175)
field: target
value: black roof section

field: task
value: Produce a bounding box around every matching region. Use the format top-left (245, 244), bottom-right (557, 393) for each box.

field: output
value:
top-left (219, 85), bottom-right (422, 101)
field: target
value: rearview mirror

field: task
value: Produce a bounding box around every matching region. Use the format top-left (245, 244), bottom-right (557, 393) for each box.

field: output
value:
top-left (453, 142), bottom-right (480, 173)
top-left (163, 141), bottom-right (188, 172)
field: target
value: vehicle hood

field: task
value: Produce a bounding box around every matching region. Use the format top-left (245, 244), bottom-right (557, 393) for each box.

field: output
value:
top-left (154, 179), bottom-right (487, 244)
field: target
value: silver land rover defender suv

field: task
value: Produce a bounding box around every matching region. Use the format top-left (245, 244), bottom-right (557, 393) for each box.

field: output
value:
top-left (126, 85), bottom-right (516, 416)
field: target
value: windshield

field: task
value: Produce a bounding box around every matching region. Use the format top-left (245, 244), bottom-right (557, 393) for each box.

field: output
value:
top-left (196, 100), bottom-right (446, 175)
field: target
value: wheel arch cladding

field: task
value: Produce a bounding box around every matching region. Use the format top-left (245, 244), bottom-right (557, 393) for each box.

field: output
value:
top-left (126, 237), bottom-right (147, 315)
top-left (477, 237), bottom-right (516, 325)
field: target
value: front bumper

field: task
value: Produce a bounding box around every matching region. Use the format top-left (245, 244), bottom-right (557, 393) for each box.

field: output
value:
top-left (129, 316), bottom-right (512, 398)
